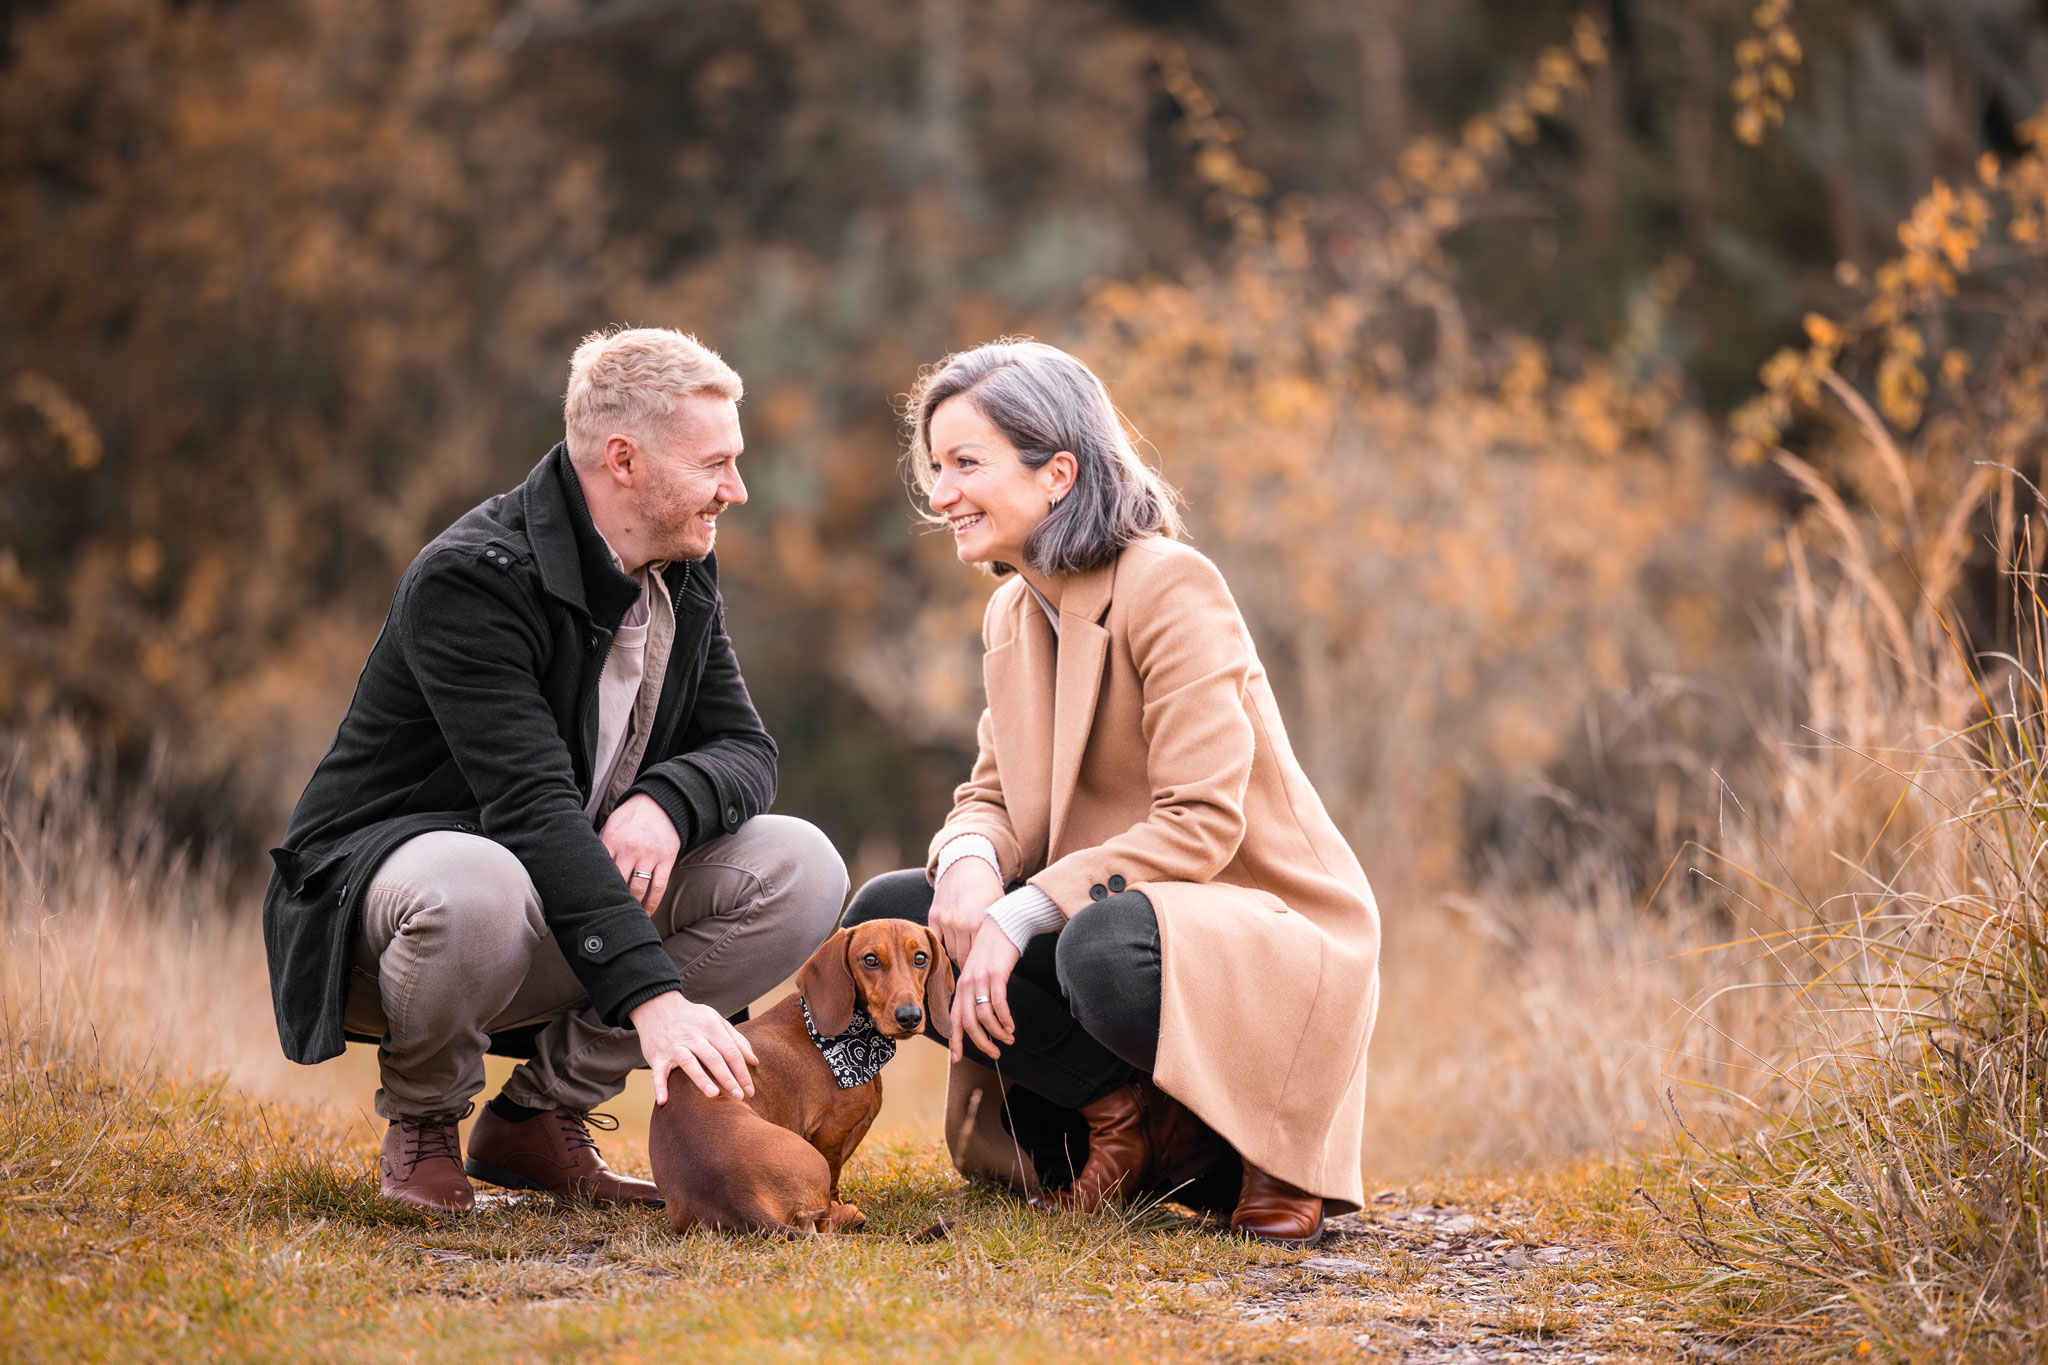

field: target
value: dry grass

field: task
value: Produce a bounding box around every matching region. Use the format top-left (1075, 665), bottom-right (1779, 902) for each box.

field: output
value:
top-left (11, 447), bottom-right (2045, 1357)
top-left (0, 730), bottom-right (1709, 1361)
top-left (1631, 516), bottom-right (2048, 1357)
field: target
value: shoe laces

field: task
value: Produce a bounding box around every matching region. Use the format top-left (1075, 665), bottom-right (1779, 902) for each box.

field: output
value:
top-left (394, 1102), bottom-right (473, 1168)
top-left (557, 1109), bottom-right (619, 1152)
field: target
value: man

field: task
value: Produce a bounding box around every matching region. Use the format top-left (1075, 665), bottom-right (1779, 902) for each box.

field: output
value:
top-left (263, 328), bottom-right (847, 1212)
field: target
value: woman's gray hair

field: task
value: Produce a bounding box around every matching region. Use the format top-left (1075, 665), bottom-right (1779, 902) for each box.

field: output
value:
top-left (905, 339), bottom-right (1183, 577)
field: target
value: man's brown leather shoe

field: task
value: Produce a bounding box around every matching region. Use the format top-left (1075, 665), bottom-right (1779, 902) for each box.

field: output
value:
top-left (465, 1105), bottom-right (662, 1205)
top-left (380, 1109), bottom-right (475, 1213)
top-left (1029, 1080), bottom-right (1226, 1213)
top-left (1231, 1161), bottom-right (1327, 1246)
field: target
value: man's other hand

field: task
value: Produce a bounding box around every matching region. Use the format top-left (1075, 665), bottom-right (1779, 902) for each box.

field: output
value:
top-left (631, 990), bottom-right (758, 1104)
top-left (601, 793), bottom-right (682, 914)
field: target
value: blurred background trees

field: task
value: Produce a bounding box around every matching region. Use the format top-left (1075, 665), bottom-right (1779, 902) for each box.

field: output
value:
top-left (5, 0), bottom-right (2046, 901)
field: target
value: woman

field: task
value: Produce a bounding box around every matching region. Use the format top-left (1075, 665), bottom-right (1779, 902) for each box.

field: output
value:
top-left (841, 339), bottom-right (1380, 1245)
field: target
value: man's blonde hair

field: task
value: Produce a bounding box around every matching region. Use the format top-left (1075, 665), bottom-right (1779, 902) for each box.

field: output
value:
top-left (563, 327), bottom-right (743, 467)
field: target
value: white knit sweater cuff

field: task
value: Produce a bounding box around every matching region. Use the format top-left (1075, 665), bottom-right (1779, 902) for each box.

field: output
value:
top-left (987, 885), bottom-right (1065, 952)
top-left (934, 833), bottom-right (1001, 887)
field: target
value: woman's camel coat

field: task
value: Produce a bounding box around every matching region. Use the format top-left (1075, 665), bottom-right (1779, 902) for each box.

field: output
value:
top-left (930, 535), bottom-right (1381, 1210)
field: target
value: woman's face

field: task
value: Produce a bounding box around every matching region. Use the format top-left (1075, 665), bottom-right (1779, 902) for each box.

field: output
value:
top-left (926, 395), bottom-right (1064, 570)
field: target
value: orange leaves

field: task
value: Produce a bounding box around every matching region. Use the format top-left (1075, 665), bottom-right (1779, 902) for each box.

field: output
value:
top-left (1563, 370), bottom-right (1625, 458)
top-left (1729, 132), bottom-right (2046, 463)
top-left (1732, 0), bottom-right (1801, 146)
top-left (1802, 313), bottom-right (1841, 354)
top-left (1358, 13), bottom-right (1610, 289)
top-left (7, 372), bottom-right (102, 471)
top-left (1893, 178), bottom-right (1987, 289)
top-left (1875, 327), bottom-right (1929, 432)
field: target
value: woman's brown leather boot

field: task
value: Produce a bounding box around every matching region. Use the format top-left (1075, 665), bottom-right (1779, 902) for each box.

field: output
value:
top-left (1231, 1162), bottom-right (1327, 1247)
top-left (1030, 1080), bottom-right (1225, 1213)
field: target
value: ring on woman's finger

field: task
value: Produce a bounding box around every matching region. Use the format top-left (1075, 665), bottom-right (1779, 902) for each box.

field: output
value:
top-left (973, 995), bottom-right (991, 1004)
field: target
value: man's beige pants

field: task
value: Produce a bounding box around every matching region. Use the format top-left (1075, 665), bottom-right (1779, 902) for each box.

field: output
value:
top-left (342, 814), bottom-right (847, 1121)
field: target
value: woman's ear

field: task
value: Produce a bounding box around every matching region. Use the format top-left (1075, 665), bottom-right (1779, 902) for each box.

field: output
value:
top-left (796, 928), bottom-right (857, 1035)
top-left (1041, 450), bottom-right (1078, 506)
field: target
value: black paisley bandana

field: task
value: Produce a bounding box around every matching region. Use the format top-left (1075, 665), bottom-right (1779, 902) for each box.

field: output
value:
top-left (800, 997), bottom-right (897, 1088)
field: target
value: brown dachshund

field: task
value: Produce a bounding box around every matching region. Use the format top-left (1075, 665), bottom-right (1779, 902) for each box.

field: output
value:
top-left (649, 918), bottom-right (954, 1234)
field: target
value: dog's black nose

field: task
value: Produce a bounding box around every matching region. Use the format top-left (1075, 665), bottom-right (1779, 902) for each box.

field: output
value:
top-left (895, 1005), bottom-right (923, 1030)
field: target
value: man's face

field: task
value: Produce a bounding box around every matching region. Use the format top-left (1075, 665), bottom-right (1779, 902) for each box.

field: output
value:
top-left (636, 394), bottom-right (746, 563)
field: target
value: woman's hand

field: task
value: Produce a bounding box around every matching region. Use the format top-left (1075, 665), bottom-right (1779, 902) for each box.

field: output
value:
top-left (930, 855), bottom-right (1004, 965)
top-left (949, 920), bottom-right (1022, 1063)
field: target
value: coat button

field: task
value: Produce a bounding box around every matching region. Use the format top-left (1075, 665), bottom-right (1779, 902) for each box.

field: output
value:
top-left (586, 633), bottom-right (599, 653)
top-left (1107, 875), bottom-right (1126, 893)
top-left (725, 806), bottom-right (740, 827)
top-left (583, 935), bottom-right (603, 954)
top-left (1089, 884), bottom-right (1107, 901)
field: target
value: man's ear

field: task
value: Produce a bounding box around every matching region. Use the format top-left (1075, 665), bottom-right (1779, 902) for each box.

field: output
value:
top-left (922, 924), bottom-right (956, 1041)
top-left (797, 928), bottom-right (857, 1035)
top-left (602, 432), bottom-right (639, 486)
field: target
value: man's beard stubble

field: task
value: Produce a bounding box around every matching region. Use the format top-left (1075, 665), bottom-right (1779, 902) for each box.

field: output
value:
top-left (639, 457), bottom-right (722, 563)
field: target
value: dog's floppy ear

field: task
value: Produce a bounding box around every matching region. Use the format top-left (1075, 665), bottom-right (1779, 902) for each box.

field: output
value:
top-left (921, 924), bottom-right (956, 1041)
top-left (797, 928), bottom-right (858, 1036)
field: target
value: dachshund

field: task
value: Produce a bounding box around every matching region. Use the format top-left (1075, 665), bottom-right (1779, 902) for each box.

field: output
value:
top-left (648, 918), bottom-right (953, 1235)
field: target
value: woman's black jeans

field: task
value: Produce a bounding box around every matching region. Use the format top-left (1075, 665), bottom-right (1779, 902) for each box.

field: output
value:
top-left (839, 869), bottom-right (1161, 1109)
top-left (845, 869), bottom-right (1244, 1210)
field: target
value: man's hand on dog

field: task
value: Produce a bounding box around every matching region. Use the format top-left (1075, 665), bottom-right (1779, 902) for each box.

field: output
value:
top-left (930, 855), bottom-right (1003, 966)
top-left (602, 793), bottom-right (682, 914)
top-left (949, 922), bottom-right (1021, 1063)
top-left (633, 990), bottom-right (759, 1104)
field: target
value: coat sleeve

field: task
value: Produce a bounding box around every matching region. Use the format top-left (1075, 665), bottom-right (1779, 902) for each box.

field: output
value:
top-left (626, 593), bottom-right (778, 851)
top-left (1028, 550), bottom-right (1255, 915)
top-left (926, 704), bottom-right (1025, 885)
top-left (400, 553), bottom-right (683, 1026)
top-left (926, 591), bottom-right (1026, 884)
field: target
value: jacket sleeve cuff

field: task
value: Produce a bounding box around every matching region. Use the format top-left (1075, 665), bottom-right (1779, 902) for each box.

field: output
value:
top-left (625, 767), bottom-right (712, 851)
top-left (593, 945), bottom-right (688, 1031)
top-left (926, 822), bottom-right (1022, 885)
top-left (610, 978), bottom-right (684, 1031)
top-left (987, 885), bottom-right (1064, 951)
top-left (935, 834), bottom-right (1001, 887)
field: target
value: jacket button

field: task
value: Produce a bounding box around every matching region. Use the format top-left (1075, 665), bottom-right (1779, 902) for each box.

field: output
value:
top-left (583, 935), bottom-right (604, 954)
top-left (1089, 884), bottom-right (1107, 901)
top-left (586, 634), bottom-right (599, 653)
top-left (1107, 875), bottom-right (1126, 894)
top-left (725, 806), bottom-right (740, 827)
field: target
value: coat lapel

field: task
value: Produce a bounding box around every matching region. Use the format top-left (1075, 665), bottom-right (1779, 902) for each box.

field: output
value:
top-left (985, 596), bottom-right (1057, 868)
top-left (1047, 559), bottom-right (1116, 855)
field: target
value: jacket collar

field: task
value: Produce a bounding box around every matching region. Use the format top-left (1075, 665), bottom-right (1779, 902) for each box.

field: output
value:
top-left (521, 442), bottom-right (644, 626)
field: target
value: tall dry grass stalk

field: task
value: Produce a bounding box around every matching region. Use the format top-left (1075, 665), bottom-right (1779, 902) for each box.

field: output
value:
top-left (0, 724), bottom-right (303, 1099)
top-left (1644, 451), bottom-right (2048, 1353)
top-left (2, 711), bottom-right (1738, 1178)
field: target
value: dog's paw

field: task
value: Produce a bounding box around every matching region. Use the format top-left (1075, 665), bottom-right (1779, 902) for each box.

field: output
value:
top-left (825, 1200), bottom-right (866, 1233)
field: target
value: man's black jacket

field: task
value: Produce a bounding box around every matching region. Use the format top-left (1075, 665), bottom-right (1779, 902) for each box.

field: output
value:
top-left (262, 444), bottom-right (778, 1065)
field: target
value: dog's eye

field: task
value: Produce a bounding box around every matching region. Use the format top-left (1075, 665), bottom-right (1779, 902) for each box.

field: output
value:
top-left (862, 953), bottom-right (880, 968)
top-left (913, 952), bottom-right (928, 966)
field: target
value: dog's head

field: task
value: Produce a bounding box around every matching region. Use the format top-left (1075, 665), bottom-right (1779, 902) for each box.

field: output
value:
top-left (797, 919), bottom-right (954, 1041)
